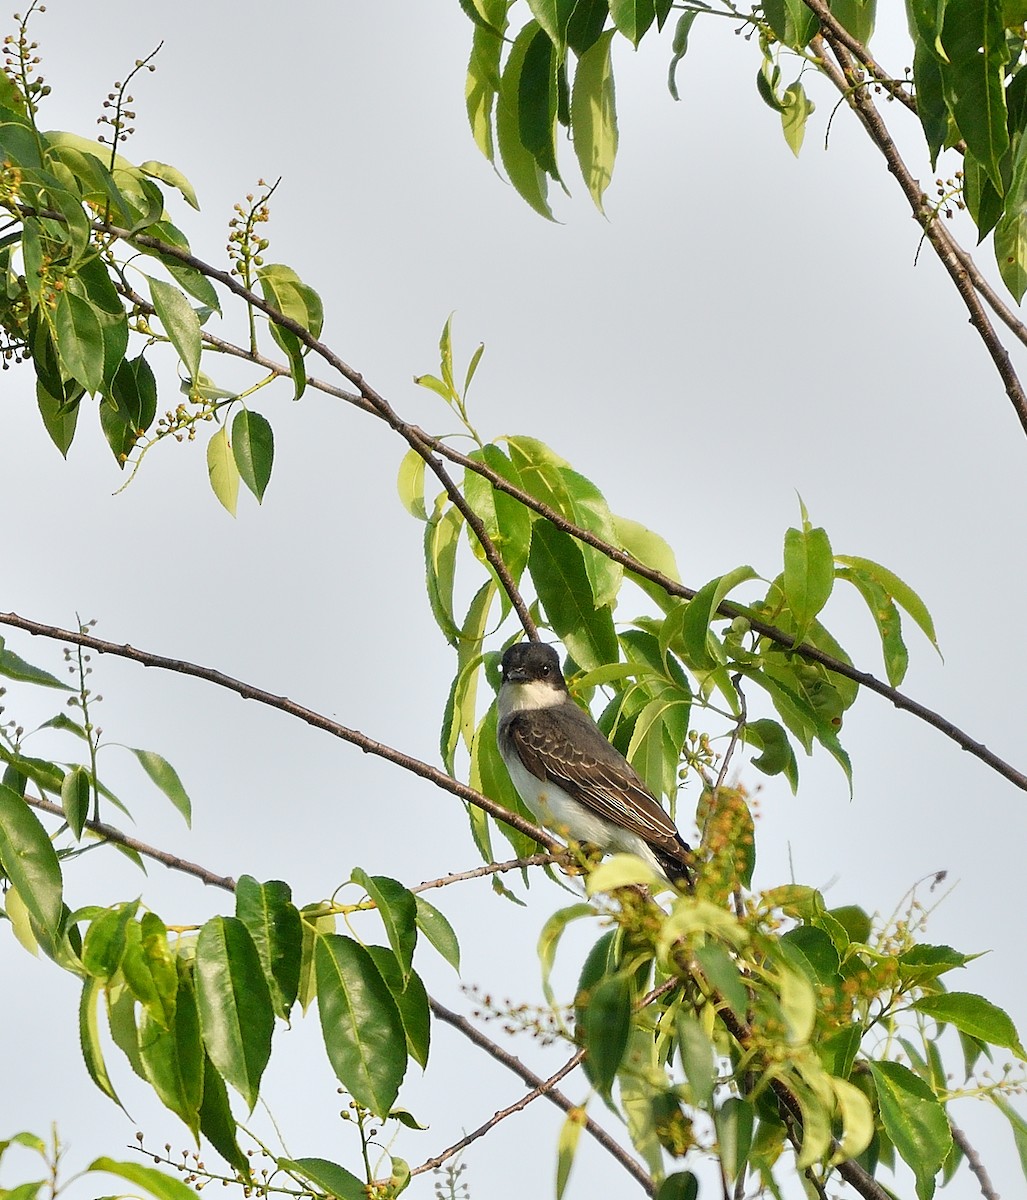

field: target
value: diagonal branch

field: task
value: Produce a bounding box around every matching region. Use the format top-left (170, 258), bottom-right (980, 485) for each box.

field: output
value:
top-left (0, 609), bottom-right (557, 851)
top-left (427, 997), bottom-right (654, 1194)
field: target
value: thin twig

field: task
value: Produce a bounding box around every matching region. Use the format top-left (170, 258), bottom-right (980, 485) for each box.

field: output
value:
top-left (412, 853), bottom-right (557, 893)
top-left (951, 1121), bottom-right (1001, 1200)
top-left (407, 1048), bottom-right (586, 1179)
top-left (427, 997), bottom-right (655, 1194)
top-left (801, 0), bottom-right (917, 114)
top-left (0, 610), bottom-right (556, 851)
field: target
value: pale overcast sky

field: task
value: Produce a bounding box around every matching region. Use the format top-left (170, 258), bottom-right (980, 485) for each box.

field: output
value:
top-left (2, 4), bottom-right (1026, 1198)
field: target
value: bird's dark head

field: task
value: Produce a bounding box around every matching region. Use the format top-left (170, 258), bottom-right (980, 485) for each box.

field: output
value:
top-left (499, 643), bottom-right (568, 709)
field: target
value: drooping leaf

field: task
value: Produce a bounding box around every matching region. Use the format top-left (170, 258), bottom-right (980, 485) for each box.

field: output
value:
top-left (580, 970), bottom-right (632, 1096)
top-left (497, 22), bottom-right (555, 218)
top-left (122, 913), bottom-right (178, 1031)
top-left (138, 160), bottom-right (201, 210)
top-left (148, 276), bottom-right (202, 382)
top-left (194, 916), bottom-right (274, 1111)
top-left (60, 764), bottom-right (90, 839)
top-left (413, 895), bottom-right (460, 973)
top-left (130, 748), bottom-right (192, 826)
top-left (780, 81), bottom-right (815, 156)
top-left (231, 409), bottom-right (274, 502)
top-left (0, 784), bottom-right (63, 940)
top-left (280, 1158), bottom-right (365, 1200)
top-left (314, 933), bottom-right (407, 1117)
top-left (350, 869), bottom-right (418, 987)
top-left (88, 1158), bottom-right (203, 1200)
top-left (234, 876), bottom-right (303, 1021)
top-left (868, 1060), bottom-right (952, 1198)
top-left (364, 945), bottom-right (431, 1070)
top-left (138, 959), bottom-right (204, 1137)
top-left (79, 975), bottom-right (126, 1110)
top-left (207, 425), bottom-right (240, 517)
top-left (572, 30), bottom-right (618, 211)
top-left (609, 0), bottom-right (656, 46)
top-left (913, 992), bottom-right (1026, 1057)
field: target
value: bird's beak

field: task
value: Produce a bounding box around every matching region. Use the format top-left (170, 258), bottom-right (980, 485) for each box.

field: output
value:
top-left (505, 666), bottom-right (531, 683)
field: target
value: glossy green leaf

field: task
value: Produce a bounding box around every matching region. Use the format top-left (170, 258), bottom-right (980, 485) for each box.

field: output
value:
top-left (105, 354), bottom-right (158, 465)
top-left (79, 975), bottom-right (126, 1110)
top-left (528, 521), bottom-right (618, 669)
top-left (656, 1174), bottom-right (699, 1200)
top-left (619, 1027), bottom-right (663, 1175)
top-left (148, 276), bottom-right (202, 382)
top-left (715, 1097), bottom-right (754, 1180)
top-left (314, 933), bottom-right (406, 1117)
top-left (36, 380), bottom-right (82, 458)
top-left (780, 81), bottom-right (815, 156)
top-left (676, 1014), bottom-right (715, 1108)
top-left (231, 409), bottom-right (274, 502)
top-left (539, 902), bottom-right (596, 1008)
top-left (281, 1157), bottom-right (365, 1200)
top-left (674, 566), bottom-right (757, 670)
top-left (497, 22), bottom-right (554, 218)
top-left (88, 1158), bottom-right (201, 1200)
top-left (463, 444), bottom-right (533, 588)
top-left (913, 992), bottom-right (1026, 1056)
top-left (364, 945), bottom-right (431, 1070)
top-left (580, 971), bottom-right (631, 1096)
top-left (609, 0), bottom-right (655, 46)
top-left (783, 514), bottom-right (833, 638)
top-left (831, 0), bottom-right (876, 42)
top-left (470, 702), bottom-right (540, 859)
top-left (195, 916), bottom-right (274, 1111)
top-left (762, 0), bottom-right (819, 47)
top-left (58, 764), bottom-right (89, 841)
top-left (939, 0), bottom-right (1009, 193)
top-left (868, 1060), bottom-right (952, 1197)
top-left (572, 30), bottom-right (617, 211)
top-left (912, 37), bottom-right (948, 167)
top-left (992, 1095), bottom-right (1027, 1185)
top-left (138, 159), bottom-right (200, 209)
top-left (527, 0), bottom-right (577, 47)
top-left (413, 895), bottom-right (460, 973)
top-left (297, 904), bottom-right (336, 1013)
top-left (198, 1049), bottom-right (248, 1176)
top-left (397, 448), bottom-right (428, 520)
top-left (0, 639), bottom-right (69, 689)
top-left (130, 748), bottom-right (192, 826)
top-left (996, 127), bottom-right (1027, 301)
top-left (106, 981), bottom-right (147, 1081)
top-left (54, 290), bottom-right (103, 394)
top-left (257, 264), bottom-right (323, 401)
top-left (836, 566), bottom-right (908, 685)
top-left (0, 783), bottom-right (63, 939)
top-left (207, 426), bottom-right (240, 517)
top-left (139, 960), bottom-right (204, 1136)
top-left (351, 869), bottom-right (418, 986)
top-left (235, 875), bottom-right (303, 1021)
top-left (745, 717), bottom-right (798, 789)
top-left (5, 884), bottom-right (39, 956)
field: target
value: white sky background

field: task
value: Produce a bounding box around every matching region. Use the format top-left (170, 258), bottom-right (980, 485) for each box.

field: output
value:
top-left (1, 2), bottom-right (1026, 1198)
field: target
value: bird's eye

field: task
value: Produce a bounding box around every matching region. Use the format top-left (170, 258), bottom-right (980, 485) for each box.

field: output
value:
top-left (540, 663), bottom-right (550, 675)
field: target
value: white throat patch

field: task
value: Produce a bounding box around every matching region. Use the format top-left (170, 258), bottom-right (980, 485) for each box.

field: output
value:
top-left (498, 678), bottom-right (565, 719)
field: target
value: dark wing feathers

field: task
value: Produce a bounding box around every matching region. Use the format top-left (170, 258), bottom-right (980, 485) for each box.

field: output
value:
top-left (505, 705), bottom-right (687, 856)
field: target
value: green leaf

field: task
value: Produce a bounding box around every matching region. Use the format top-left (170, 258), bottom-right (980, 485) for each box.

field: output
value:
top-left (673, 566), bottom-right (757, 671)
top-left (195, 916), bottom-right (274, 1111)
top-left (715, 1097), bottom-right (754, 1180)
top-left (138, 960), bottom-right (204, 1137)
top-left (351, 869), bottom-right (418, 987)
top-left (106, 981), bottom-right (147, 1081)
top-left (413, 895), bottom-right (460, 972)
top-left (138, 160), bottom-right (200, 210)
top-left (836, 567), bottom-right (908, 686)
top-left (231, 410), bottom-right (274, 503)
top-left (497, 22), bottom-right (555, 218)
top-left (104, 354), bottom-right (158, 464)
top-left (257, 263), bottom-right (324, 401)
top-left (198, 1050), bottom-right (248, 1176)
top-left (207, 426), bottom-right (240, 517)
top-left (868, 1060), bottom-right (952, 1198)
top-left (745, 717), bottom-right (798, 789)
top-left (676, 1014), bottom-right (715, 1108)
top-left (572, 30), bottom-right (618, 212)
top-left (0, 784), bottom-right (63, 939)
top-left (556, 1109), bottom-right (584, 1199)
top-left (539, 902), bottom-right (596, 1008)
top-left (235, 876), bottom-right (302, 1021)
top-left (297, 904), bottom-right (336, 1013)
top-left (996, 126), bottom-right (1027, 300)
top-left (528, 521), bottom-right (618, 669)
top-left (834, 555), bottom-right (940, 652)
top-left (36, 380), bottom-right (82, 458)
top-left (424, 499), bottom-right (464, 644)
top-left (123, 913), bottom-right (178, 1030)
top-left (913, 992), bottom-right (1026, 1056)
top-left (397, 448), bottom-right (428, 520)
top-left (609, 0), bottom-right (655, 46)
top-left (364, 945), bottom-right (431, 1070)
top-left (83, 901), bottom-right (139, 981)
top-left (783, 513), bottom-right (833, 638)
top-left (148, 276), bottom-right (202, 382)
top-left (466, 22), bottom-right (503, 162)
top-left (0, 639), bottom-right (70, 689)
top-left (667, 11), bottom-right (698, 100)
top-left (780, 81), bottom-right (815, 156)
top-left (938, 0), bottom-right (1009, 192)
top-left (60, 764), bottom-right (90, 839)
top-left (79, 975), bottom-right (126, 1110)
top-left (656, 1174), bottom-right (699, 1200)
top-left (88, 1159), bottom-right (202, 1200)
top-left (992, 1095), bottom-right (1027, 1185)
top-left (470, 702), bottom-right (541, 859)
top-left (54, 290), bottom-right (104, 394)
top-left (464, 444), bottom-right (533, 589)
top-left (762, 0), bottom-right (819, 48)
top-left (130, 748), bottom-right (192, 826)
top-left (519, 25), bottom-right (561, 179)
top-left (580, 971), bottom-right (632, 1097)
top-left (280, 1158), bottom-right (365, 1200)
top-left (912, 36), bottom-right (948, 167)
top-left (831, 0), bottom-right (876, 43)
top-left (314, 933), bottom-right (406, 1117)
top-left (527, 0), bottom-right (577, 47)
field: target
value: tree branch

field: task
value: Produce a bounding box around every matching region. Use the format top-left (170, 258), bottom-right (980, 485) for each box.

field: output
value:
top-left (0, 610), bottom-right (557, 851)
top-left (950, 1121), bottom-right (1001, 1200)
top-left (427, 997), bottom-right (655, 1194)
top-left (411, 853), bottom-right (558, 893)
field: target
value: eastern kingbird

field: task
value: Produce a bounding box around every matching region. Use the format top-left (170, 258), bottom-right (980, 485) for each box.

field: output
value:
top-left (497, 642), bottom-right (693, 887)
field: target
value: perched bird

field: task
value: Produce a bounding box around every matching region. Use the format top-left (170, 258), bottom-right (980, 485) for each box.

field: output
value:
top-left (497, 641), bottom-right (693, 887)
